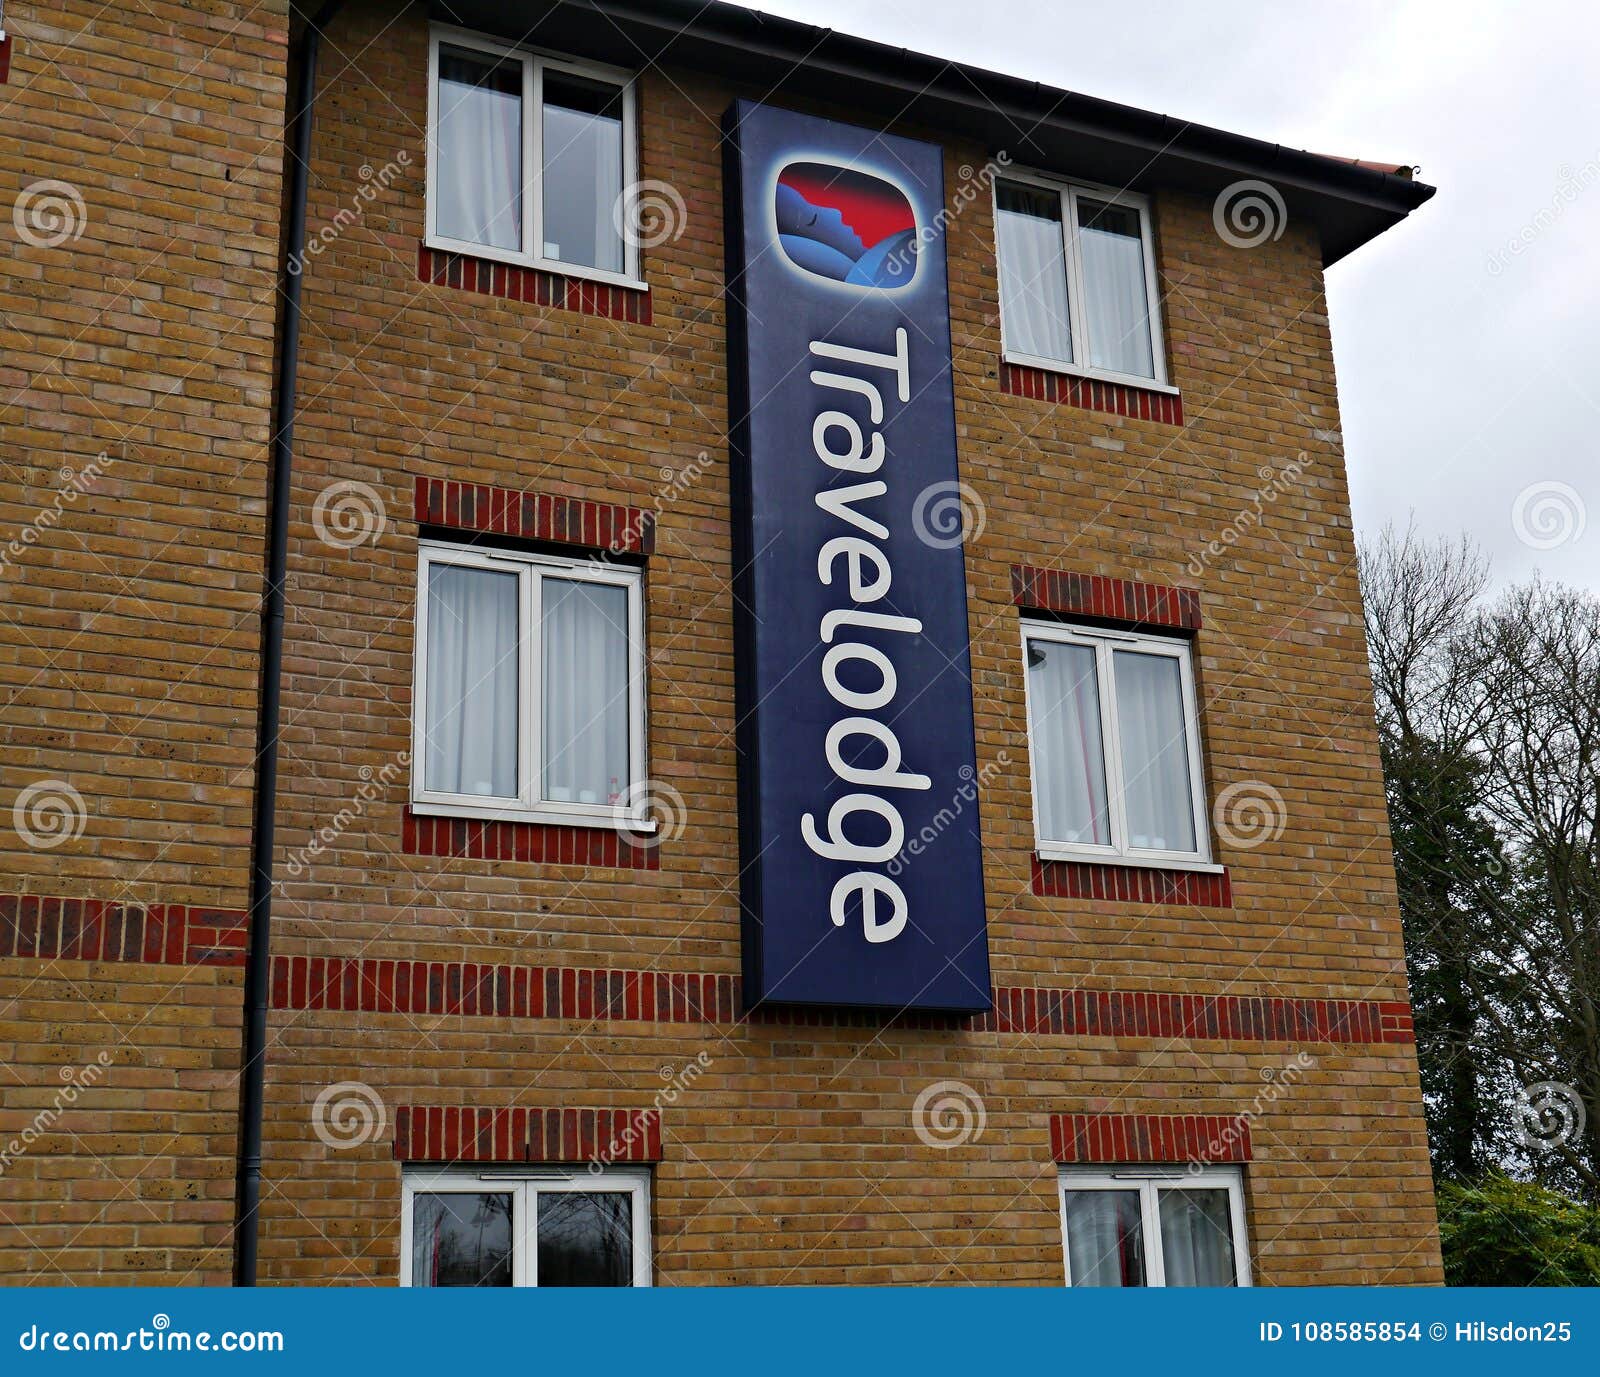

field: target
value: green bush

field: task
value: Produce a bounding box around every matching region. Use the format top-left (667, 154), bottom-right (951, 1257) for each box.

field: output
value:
top-left (1437, 1175), bottom-right (1600, 1285)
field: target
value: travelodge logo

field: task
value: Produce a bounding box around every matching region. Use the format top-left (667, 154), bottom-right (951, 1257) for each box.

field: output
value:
top-left (774, 160), bottom-right (918, 289)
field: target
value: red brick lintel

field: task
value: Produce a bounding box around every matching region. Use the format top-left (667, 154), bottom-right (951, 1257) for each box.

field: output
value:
top-left (394, 1105), bottom-right (662, 1164)
top-left (1012, 564), bottom-right (1201, 632)
top-left (414, 477), bottom-right (655, 557)
top-left (1051, 1112), bottom-right (1251, 1164)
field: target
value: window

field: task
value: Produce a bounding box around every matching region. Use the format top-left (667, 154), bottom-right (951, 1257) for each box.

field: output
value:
top-left (1059, 1169), bottom-right (1249, 1287)
top-left (1021, 620), bottom-right (1211, 866)
top-left (412, 542), bottom-right (646, 829)
top-left (994, 174), bottom-right (1167, 386)
top-left (426, 26), bottom-right (640, 286)
top-left (401, 1169), bottom-right (650, 1287)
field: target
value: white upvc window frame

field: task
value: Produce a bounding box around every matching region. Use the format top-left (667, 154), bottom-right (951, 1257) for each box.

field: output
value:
top-left (1020, 618), bottom-right (1216, 871)
top-left (994, 168), bottom-right (1173, 392)
top-left (400, 1166), bottom-right (652, 1288)
top-left (411, 539), bottom-right (648, 832)
top-left (1058, 1166), bottom-right (1251, 1288)
top-left (425, 24), bottom-right (645, 290)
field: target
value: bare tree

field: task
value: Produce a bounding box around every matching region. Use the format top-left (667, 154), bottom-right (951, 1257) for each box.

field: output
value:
top-left (1361, 526), bottom-right (1600, 1195)
top-left (1360, 524), bottom-right (1500, 1180)
top-left (1470, 584), bottom-right (1600, 1192)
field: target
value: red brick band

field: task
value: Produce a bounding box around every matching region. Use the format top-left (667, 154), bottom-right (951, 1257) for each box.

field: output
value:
top-left (402, 809), bottom-right (661, 870)
top-left (270, 956), bottom-right (733, 1022)
top-left (1032, 856), bottom-right (1231, 907)
top-left (417, 244), bottom-right (652, 324)
top-left (265, 952), bottom-right (1412, 1045)
top-left (1001, 360), bottom-right (1183, 425)
top-left (414, 476), bottom-right (654, 555)
top-left (1012, 564), bottom-right (1201, 631)
top-left (0, 893), bottom-right (245, 967)
top-left (1, 892), bottom-right (1413, 1047)
top-left (1051, 1112), bottom-right (1251, 1164)
top-left (394, 1105), bottom-right (663, 1164)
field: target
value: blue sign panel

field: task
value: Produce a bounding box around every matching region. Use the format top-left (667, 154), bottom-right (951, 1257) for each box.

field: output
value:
top-left (723, 100), bottom-right (991, 1012)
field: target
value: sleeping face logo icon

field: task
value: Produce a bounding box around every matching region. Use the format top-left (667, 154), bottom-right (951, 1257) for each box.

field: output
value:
top-left (774, 161), bottom-right (918, 289)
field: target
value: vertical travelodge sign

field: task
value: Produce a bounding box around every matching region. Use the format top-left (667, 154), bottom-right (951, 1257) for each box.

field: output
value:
top-left (723, 100), bottom-right (992, 1012)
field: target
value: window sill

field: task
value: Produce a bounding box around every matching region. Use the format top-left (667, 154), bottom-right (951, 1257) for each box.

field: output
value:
top-left (423, 234), bottom-right (648, 294)
top-left (1032, 854), bottom-right (1232, 907)
top-left (418, 244), bottom-right (653, 324)
top-left (403, 807), bottom-right (661, 870)
top-left (1002, 351), bottom-right (1178, 396)
top-left (1034, 847), bottom-right (1222, 874)
top-left (410, 799), bottom-right (657, 836)
top-left (1000, 358), bottom-right (1184, 425)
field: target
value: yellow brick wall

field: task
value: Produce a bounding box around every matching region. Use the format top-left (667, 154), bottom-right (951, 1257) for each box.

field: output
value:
top-left (0, 0), bottom-right (290, 1282)
top-left (0, 0), bottom-right (1441, 1286)
top-left (252, 4), bottom-right (1440, 1285)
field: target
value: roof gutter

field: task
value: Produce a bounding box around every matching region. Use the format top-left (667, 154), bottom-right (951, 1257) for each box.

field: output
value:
top-left (233, 0), bottom-right (345, 1288)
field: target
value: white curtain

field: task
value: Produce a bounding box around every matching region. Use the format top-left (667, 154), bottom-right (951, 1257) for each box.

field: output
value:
top-left (1112, 650), bottom-right (1195, 852)
top-left (424, 566), bottom-right (519, 798)
top-left (1078, 199), bottom-right (1154, 378)
top-left (1158, 1189), bottom-right (1236, 1286)
top-left (1064, 1190), bottom-right (1146, 1286)
top-left (436, 48), bottom-right (522, 251)
top-left (996, 183), bottom-right (1073, 363)
top-left (542, 79), bottom-right (624, 274)
top-left (542, 579), bottom-right (629, 805)
top-left (1027, 640), bottom-right (1110, 845)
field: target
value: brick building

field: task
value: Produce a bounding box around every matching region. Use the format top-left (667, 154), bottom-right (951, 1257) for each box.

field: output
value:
top-left (0, 0), bottom-right (1441, 1285)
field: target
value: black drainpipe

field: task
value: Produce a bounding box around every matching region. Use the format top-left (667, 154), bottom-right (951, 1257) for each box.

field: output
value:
top-left (233, 0), bottom-right (345, 1287)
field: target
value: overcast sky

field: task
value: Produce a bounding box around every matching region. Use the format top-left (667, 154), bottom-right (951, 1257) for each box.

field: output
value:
top-left (748, 0), bottom-right (1599, 592)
